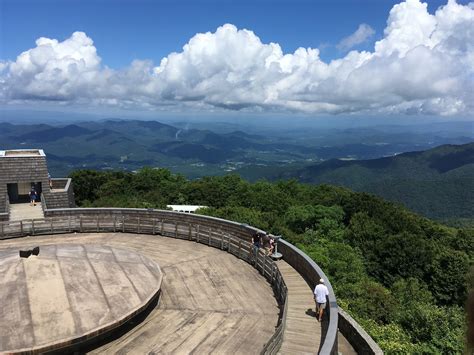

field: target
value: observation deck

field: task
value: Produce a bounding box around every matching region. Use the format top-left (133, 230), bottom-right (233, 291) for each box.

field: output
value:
top-left (0, 208), bottom-right (382, 354)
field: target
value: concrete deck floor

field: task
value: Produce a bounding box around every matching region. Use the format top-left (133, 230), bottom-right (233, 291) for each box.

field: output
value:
top-left (0, 244), bottom-right (162, 353)
top-left (9, 203), bottom-right (44, 221)
top-left (0, 233), bottom-right (279, 354)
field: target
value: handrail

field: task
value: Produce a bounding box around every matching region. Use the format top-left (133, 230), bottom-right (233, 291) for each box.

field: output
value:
top-left (0, 195), bottom-right (9, 221)
top-left (261, 286), bottom-right (288, 354)
top-left (0, 209), bottom-right (289, 354)
top-left (41, 193), bottom-right (47, 211)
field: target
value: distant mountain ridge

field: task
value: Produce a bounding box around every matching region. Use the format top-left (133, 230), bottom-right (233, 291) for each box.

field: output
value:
top-left (281, 143), bottom-right (474, 222)
top-left (0, 120), bottom-right (287, 177)
top-left (0, 119), bottom-right (472, 223)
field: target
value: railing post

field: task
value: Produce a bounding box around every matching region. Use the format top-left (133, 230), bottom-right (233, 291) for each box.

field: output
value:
top-left (97, 216), bottom-right (100, 232)
top-left (137, 217), bottom-right (141, 234)
top-left (220, 231), bottom-right (224, 250)
top-left (152, 219), bottom-right (156, 235)
top-left (80, 216), bottom-right (83, 232)
top-left (226, 235), bottom-right (231, 252)
top-left (122, 215), bottom-right (125, 233)
top-left (271, 263), bottom-right (275, 284)
top-left (208, 228), bottom-right (211, 245)
top-left (32, 220), bottom-right (35, 235)
top-left (197, 225), bottom-right (200, 243)
top-left (161, 219), bottom-right (164, 235)
top-left (68, 216), bottom-right (71, 233)
top-left (113, 216), bottom-right (116, 233)
top-left (262, 255), bottom-right (267, 276)
top-left (175, 222), bottom-right (178, 238)
top-left (277, 272), bottom-right (281, 294)
top-left (238, 240), bottom-right (242, 258)
top-left (188, 223), bottom-right (192, 240)
top-left (1, 223), bottom-right (3, 238)
top-left (50, 219), bottom-right (53, 233)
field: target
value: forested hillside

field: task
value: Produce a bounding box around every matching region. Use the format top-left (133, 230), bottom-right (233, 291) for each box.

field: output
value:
top-left (281, 142), bottom-right (474, 225)
top-left (71, 168), bottom-right (472, 353)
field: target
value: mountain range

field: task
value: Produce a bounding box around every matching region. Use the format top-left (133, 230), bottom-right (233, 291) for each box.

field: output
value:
top-left (271, 142), bottom-right (474, 224)
top-left (1, 119), bottom-right (472, 178)
top-left (1, 119), bottom-right (472, 223)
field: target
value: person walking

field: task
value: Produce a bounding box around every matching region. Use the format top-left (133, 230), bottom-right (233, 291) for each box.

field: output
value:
top-left (29, 189), bottom-right (37, 206)
top-left (314, 278), bottom-right (329, 322)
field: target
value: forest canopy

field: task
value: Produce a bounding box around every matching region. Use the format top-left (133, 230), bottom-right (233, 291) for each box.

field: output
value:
top-left (70, 167), bottom-right (473, 353)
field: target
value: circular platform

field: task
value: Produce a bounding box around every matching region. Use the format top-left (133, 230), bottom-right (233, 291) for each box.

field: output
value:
top-left (0, 244), bottom-right (163, 354)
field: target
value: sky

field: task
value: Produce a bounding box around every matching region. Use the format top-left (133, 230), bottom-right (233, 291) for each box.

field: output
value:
top-left (0, 0), bottom-right (473, 119)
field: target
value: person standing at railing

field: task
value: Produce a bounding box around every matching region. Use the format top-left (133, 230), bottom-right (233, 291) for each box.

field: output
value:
top-left (314, 278), bottom-right (329, 322)
top-left (266, 236), bottom-right (275, 256)
top-left (251, 232), bottom-right (262, 264)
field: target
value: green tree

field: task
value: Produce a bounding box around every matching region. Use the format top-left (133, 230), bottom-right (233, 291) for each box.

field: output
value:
top-left (349, 280), bottom-right (396, 324)
top-left (429, 249), bottom-right (470, 306)
top-left (69, 169), bottom-right (110, 205)
top-left (285, 205), bottom-right (344, 234)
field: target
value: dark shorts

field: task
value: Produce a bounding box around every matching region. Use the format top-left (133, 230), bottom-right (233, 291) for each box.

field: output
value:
top-left (316, 302), bottom-right (326, 310)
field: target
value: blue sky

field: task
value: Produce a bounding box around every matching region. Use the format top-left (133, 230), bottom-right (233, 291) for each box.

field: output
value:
top-left (1, 0), bottom-right (460, 66)
top-left (1, 0), bottom-right (473, 118)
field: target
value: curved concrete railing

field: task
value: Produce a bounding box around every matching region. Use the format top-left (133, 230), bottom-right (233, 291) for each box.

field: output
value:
top-left (339, 308), bottom-right (383, 355)
top-left (0, 207), bottom-right (381, 354)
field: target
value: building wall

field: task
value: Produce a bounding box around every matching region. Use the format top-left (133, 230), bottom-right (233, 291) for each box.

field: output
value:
top-left (0, 156), bottom-right (50, 214)
top-left (0, 153), bottom-right (76, 218)
top-left (43, 180), bottom-right (76, 209)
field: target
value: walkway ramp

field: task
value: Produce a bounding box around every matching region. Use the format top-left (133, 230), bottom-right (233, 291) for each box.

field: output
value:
top-left (277, 260), bottom-right (356, 355)
top-left (9, 203), bottom-right (44, 221)
top-left (277, 260), bottom-right (321, 354)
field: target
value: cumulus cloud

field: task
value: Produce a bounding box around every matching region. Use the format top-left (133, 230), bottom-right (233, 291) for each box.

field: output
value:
top-left (1, 0), bottom-right (473, 116)
top-left (6, 32), bottom-right (103, 101)
top-left (337, 24), bottom-right (375, 51)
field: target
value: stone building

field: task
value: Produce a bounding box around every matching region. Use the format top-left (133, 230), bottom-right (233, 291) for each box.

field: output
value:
top-left (0, 149), bottom-right (75, 221)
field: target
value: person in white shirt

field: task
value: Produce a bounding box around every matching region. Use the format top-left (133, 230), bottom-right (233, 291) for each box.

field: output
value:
top-left (314, 278), bottom-right (329, 322)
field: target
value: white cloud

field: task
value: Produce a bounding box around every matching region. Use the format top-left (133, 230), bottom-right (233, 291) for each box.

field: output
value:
top-left (337, 24), bottom-right (375, 51)
top-left (6, 32), bottom-right (103, 101)
top-left (1, 0), bottom-right (473, 116)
